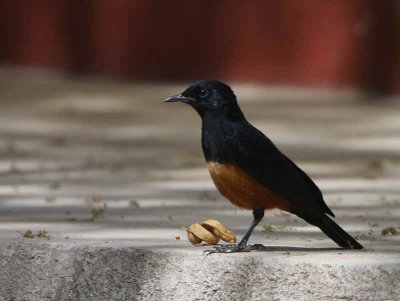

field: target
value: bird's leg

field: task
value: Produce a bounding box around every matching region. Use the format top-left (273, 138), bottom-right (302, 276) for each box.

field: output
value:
top-left (204, 208), bottom-right (265, 254)
top-left (236, 208), bottom-right (264, 248)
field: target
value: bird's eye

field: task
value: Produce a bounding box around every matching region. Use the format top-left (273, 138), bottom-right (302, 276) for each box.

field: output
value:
top-left (198, 89), bottom-right (209, 98)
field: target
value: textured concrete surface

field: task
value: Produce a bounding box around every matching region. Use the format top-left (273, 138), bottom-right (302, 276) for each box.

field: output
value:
top-left (0, 69), bottom-right (400, 300)
top-left (1, 242), bottom-right (399, 301)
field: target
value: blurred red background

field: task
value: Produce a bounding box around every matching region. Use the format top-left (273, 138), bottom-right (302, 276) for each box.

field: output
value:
top-left (0, 0), bottom-right (399, 94)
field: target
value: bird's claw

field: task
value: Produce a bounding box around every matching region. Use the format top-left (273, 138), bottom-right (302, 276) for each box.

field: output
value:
top-left (203, 244), bottom-right (245, 256)
top-left (203, 243), bottom-right (267, 256)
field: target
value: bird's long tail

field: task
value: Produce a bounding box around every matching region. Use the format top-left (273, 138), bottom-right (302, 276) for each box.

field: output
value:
top-left (315, 215), bottom-right (363, 249)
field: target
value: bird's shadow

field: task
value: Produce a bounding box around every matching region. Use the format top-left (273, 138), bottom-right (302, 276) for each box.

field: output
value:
top-left (248, 245), bottom-right (342, 252)
top-left (202, 244), bottom-right (345, 255)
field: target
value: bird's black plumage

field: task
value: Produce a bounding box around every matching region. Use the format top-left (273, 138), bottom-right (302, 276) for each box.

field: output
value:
top-left (165, 80), bottom-right (363, 251)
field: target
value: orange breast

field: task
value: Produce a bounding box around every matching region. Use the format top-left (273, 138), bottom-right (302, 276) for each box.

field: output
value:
top-left (207, 161), bottom-right (291, 211)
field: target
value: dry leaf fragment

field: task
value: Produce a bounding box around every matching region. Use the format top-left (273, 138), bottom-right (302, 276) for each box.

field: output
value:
top-left (381, 226), bottom-right (400, 236)
top-left (23, 230), bottom-right (34, 238)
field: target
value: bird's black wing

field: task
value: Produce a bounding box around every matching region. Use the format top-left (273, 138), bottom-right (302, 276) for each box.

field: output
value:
top-left (227, 122), bottom-right (334, 217)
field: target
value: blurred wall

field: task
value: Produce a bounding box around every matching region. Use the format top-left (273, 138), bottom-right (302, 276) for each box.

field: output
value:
top-left (0, 0), bottom-right (399, 94)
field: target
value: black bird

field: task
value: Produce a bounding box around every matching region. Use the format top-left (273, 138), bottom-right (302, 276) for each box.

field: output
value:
top-left (165, 80), bottom-right (363, 253)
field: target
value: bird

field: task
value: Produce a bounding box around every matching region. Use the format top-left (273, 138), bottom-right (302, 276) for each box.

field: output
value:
top-left (165, 80), bottom-right (363, 253)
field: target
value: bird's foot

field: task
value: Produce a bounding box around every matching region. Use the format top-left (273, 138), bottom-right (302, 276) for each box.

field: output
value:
top-left (203, 243), bottom-right (267, 255)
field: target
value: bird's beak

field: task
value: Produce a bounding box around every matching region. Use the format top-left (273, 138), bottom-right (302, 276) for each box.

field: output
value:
top-left (164, 94), bottom-right (195, 103)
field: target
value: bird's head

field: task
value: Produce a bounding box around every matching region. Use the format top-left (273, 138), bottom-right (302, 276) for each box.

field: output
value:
top-left (165, 80), bottom-right (244, 120)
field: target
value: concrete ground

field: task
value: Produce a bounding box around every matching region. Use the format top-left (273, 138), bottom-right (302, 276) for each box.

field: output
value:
top-left (0, 69), bottom-right (399, 301)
